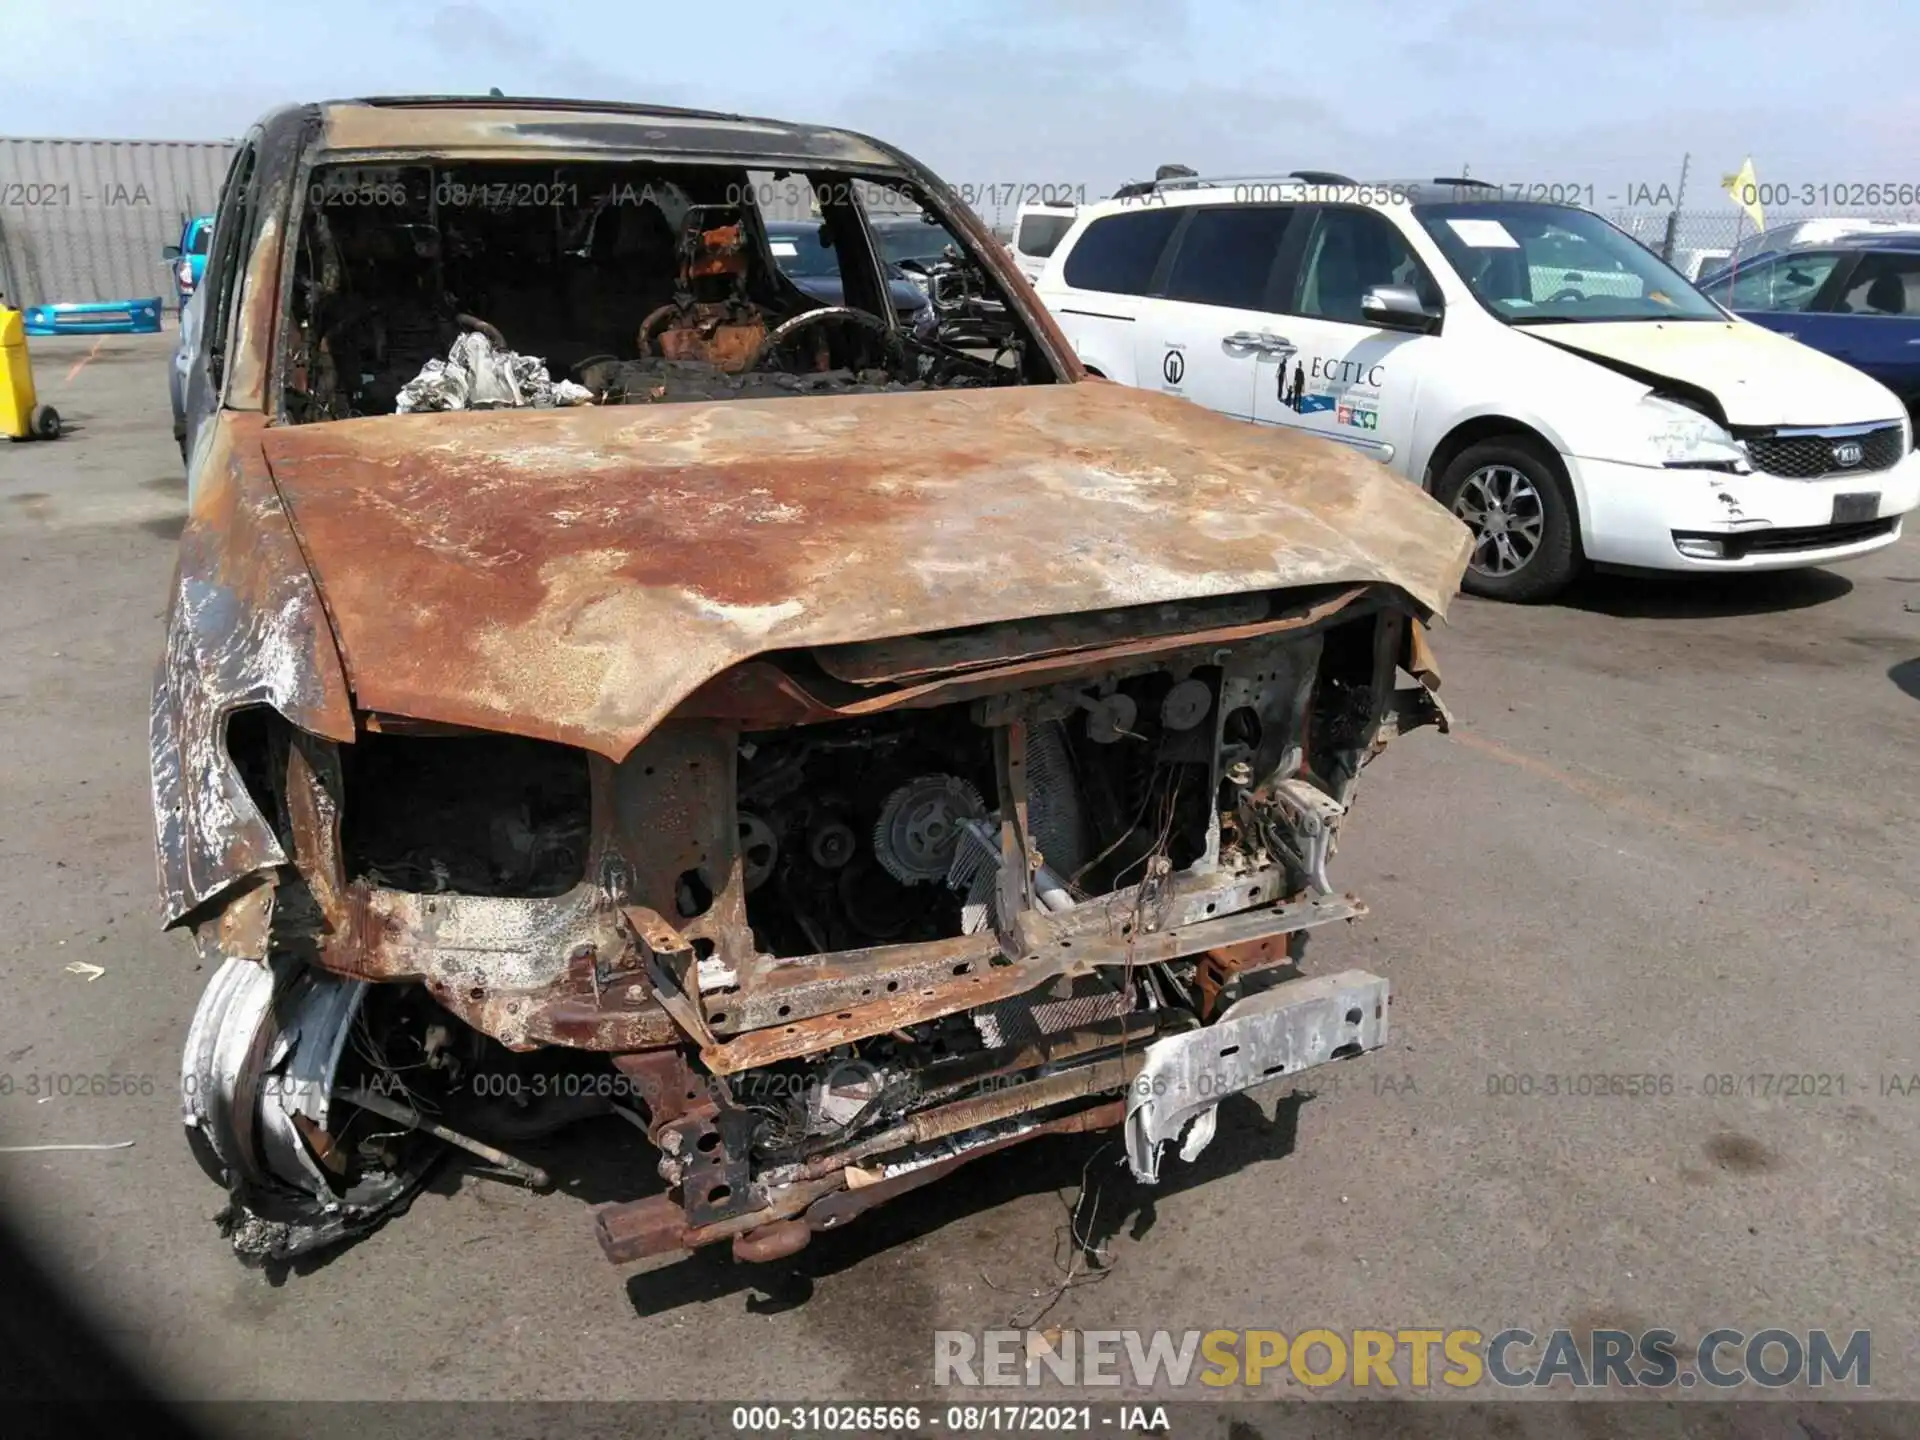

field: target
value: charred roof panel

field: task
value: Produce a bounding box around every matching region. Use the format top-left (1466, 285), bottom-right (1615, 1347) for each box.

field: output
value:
top-left (315, 102), bottom-right (899, 168)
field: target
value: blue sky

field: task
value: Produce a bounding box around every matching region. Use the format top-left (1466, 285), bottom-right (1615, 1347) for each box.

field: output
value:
top-left (4, 0), bottom-right (1912, 209)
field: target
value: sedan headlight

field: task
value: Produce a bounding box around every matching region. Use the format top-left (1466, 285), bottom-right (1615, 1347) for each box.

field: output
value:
top-left (174, 258), bottom-right (194, 290)
top-left (1631, 394), bottom-right (1750, 472)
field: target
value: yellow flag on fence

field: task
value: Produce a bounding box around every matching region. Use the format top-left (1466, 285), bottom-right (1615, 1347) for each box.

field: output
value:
top-left (1721, 157), bottom-right (1765, 231)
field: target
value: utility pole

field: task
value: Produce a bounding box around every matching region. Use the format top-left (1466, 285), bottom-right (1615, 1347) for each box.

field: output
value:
top-left (1660, 152), bottom-right (1690, 262)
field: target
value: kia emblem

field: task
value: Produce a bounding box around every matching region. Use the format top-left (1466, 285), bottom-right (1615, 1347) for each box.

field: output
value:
top-left (1832, 440), bottom-right (1864, 468)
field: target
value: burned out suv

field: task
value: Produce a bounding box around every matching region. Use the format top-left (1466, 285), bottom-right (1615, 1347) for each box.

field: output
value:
top-left (157, 96), bottom-right (1469, 1267)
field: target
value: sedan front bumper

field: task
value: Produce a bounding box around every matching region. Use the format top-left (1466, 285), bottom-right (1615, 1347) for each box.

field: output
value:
top-left (1570, 449), bottom-right (1920, 571)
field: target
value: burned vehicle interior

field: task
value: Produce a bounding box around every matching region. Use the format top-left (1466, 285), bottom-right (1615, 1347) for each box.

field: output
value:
top-left (165, 103), bottom-right (1466, 1271)
top-left (280, 159), bottom-right (1046, 421)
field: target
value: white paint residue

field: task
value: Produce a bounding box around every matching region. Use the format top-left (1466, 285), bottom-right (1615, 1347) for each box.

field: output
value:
top-left (691, 597), bottom-right (806, 637)
top-left (742, 489), bottom-right (804, 524)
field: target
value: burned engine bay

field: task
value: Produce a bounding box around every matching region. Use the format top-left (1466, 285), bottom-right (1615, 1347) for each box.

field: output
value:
top-left (182, 588), bottom-right (1448, 1264)
top-left (280, 160), bottom-right (1044, 423)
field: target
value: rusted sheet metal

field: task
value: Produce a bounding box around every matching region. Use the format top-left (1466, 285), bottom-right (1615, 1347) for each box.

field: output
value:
top-left (607, 723), bottom-right (769, 981)
top-left (336, 883), bottom-right (677, 1051)
top-left (1402, 618), bottom-right (1442, 690)
top-left (152, 416), bottom-right (357, 924)
top-left (676, 587), bottom-right (1367, 727)
top-left (1196, 934), bottom-right (1297, 1019)
top-left (227, 212), bottom-right (283, 412)
top-left (732, 1219), bottom-right (812, 1263)
top-left (229, 111), bottom-right (309, 416)
top-left (594, 1169), bottom-right (847, 1264)
top-left (697, 885), bottom-right (1360, 1074)
top-left (316, 103), bottom-right (899, 168)
top-left (258, 383), bottom-right (1470, 762)
top-left (281, 743), bottom-right (680, 1050)
top-left (209, 876), bottom-right (276, 962)
top-left (593, 1098), bottom-right (1128, 1263)
top-left (814, 593), bottom-right (1276, 685)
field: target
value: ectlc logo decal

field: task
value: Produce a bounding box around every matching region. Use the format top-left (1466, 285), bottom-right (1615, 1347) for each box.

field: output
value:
top-left (1279, 355), bottom-right (1387, 422)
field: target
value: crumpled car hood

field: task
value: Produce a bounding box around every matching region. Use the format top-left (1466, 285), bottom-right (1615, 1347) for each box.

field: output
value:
top-left (260, 381), bottom-right (1469, 759)
top-left (1526, 319), bottom-right (1905, 427)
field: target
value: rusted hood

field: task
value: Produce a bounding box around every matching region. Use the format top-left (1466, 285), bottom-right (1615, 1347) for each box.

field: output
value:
top-left (259, 382), bottom-right (1468, 759)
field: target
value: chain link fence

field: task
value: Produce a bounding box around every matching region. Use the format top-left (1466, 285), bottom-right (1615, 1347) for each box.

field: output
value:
top-left (1603, 207), bottom-right (1920, 278)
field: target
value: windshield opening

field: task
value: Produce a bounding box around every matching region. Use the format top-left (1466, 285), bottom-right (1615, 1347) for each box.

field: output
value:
top-left (872, 217), bottom-right (953, 270)
top-left (1415, 203), bottom-right (1723, 324)
top-left (763, 220), bottom-right (839, 278)
top-left (279, 159), bottom-right (1052, 424)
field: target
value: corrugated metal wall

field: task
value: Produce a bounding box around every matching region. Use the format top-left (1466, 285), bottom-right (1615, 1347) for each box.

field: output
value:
top-left (0, 138), bottom-right (236, 311)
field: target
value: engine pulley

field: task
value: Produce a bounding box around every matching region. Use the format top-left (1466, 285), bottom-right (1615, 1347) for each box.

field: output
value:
top-left (872, 774), bottom-right (987, 884)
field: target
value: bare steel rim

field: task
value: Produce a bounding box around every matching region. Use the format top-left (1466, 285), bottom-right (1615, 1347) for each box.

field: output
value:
top-left (1451, 463), bottom-right (1545, 577)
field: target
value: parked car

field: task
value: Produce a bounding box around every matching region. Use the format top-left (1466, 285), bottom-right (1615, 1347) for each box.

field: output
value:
top-left (1727, 217), bottom-right (1920, 270)
top-left (168, 285), bottom-right (200, 458)
top-left (1035, 176), bottom-right (1920, 600)
top-left (158, 97), bottom-right (1466, 1268)
top-left (868, 213), bottom-right (958, 278)
top-left (1677, 247), bottom-right (1730, 283)
top-left (1009, 201), bottom-right (1079, 283)
top-left (161, 214), bottom-right (213, 309)
top-left (762, 220), bottom-right (930, 323)
top-left (1698, 235), bottom-right (1920, 427)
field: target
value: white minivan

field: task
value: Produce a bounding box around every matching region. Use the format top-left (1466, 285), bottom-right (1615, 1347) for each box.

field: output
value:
top-left (1010, 201), bottom-right (1080, 284)
top-left (1034, 178), bottom-right (1920, 600)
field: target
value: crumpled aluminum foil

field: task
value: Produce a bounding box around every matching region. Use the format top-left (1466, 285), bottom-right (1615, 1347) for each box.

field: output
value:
top-left (395, 330), bottom-right (594, 413)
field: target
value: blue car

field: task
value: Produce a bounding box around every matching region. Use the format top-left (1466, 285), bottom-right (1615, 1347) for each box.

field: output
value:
top-left (161, 215), bottom-right (214, 310)
top-left (1699, 235), bottom-right (1920, 425)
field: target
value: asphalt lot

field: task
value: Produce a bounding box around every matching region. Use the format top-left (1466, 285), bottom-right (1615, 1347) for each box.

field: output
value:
top-left (2, 329), bottom-right (1918, 1419)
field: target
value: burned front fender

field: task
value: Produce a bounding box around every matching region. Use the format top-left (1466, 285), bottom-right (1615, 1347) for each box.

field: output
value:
top-left (153, 416), bottom-right (356, 926)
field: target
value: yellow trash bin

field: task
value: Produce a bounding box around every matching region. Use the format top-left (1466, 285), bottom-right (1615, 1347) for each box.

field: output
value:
top-left (0, 303), bottom-right (61, 441)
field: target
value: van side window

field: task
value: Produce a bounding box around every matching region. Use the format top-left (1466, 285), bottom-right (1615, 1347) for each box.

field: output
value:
top-left (1015, 211), bottom-right (1074, 260)
top-left (1292, 207), bottom-right (1434, 324)
top-left (1162, 206), bottom-right (1296, 309)
top-left (1061, 208), bottom-right (1183, 295)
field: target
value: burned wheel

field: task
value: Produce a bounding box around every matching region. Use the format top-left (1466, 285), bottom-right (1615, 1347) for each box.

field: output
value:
top-left (181, 956), bottom-right (440, 1263)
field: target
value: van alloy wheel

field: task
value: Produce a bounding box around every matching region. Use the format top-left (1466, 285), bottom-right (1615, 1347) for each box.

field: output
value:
top-left (1451, 464), bottom-right (1545, 577)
